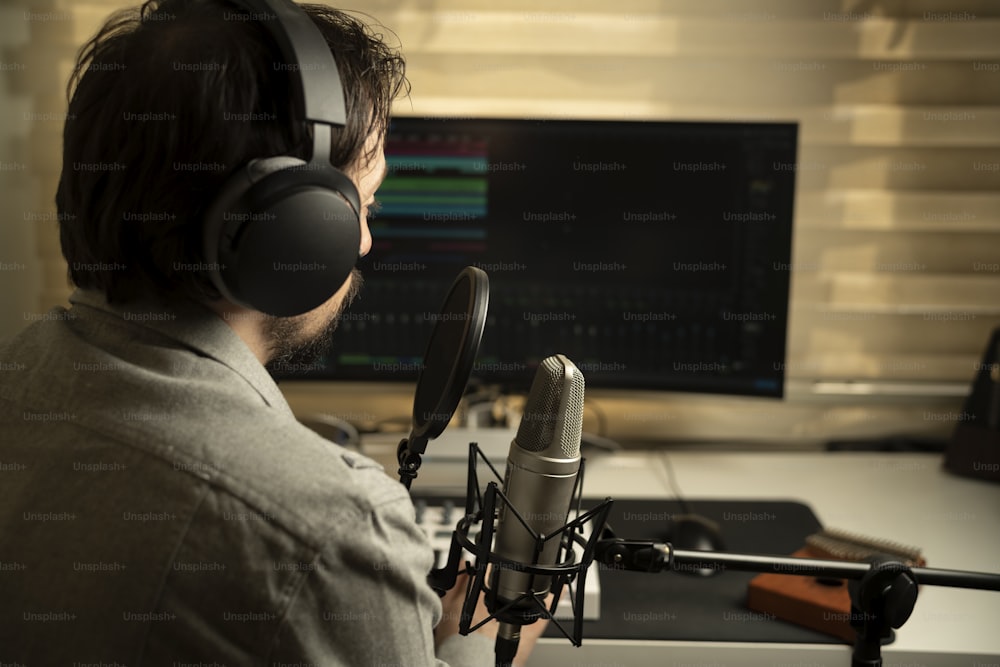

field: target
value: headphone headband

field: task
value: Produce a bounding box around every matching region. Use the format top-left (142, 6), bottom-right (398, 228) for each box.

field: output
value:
top-left (227, 0), bottom-right (347, 163)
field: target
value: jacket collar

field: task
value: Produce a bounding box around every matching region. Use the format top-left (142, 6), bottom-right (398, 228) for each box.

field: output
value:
top-left (68, 289), bottom-right (294, 416)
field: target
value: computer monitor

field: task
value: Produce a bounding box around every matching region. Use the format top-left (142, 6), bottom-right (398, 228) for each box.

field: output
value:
top-left (279, 117), bottom-right (797, 398)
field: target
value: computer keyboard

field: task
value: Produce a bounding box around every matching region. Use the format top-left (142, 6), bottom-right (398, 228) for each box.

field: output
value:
top-left (414, 498), bottom-right (601, 620)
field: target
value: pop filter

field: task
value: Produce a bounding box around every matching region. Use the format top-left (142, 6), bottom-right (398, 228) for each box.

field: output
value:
top-left (398, 266), bottom-right (489, 488)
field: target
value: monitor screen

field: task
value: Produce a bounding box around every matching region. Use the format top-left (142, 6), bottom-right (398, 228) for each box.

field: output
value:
top-left (279, 117), bottom-right (797, 398)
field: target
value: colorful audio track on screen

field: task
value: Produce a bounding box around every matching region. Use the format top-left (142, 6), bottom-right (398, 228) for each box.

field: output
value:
top-left (379, 133), bottom-right (489, 221)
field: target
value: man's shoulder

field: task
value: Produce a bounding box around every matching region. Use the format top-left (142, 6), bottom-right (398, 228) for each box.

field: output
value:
top-left (0, 309), bottom-right (415, 551)
top-left (191, 408), bottom-right (414, 545)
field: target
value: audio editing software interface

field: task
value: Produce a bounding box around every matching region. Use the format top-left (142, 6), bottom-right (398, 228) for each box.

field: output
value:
top-left (278, 117), bottom-right (797, 398)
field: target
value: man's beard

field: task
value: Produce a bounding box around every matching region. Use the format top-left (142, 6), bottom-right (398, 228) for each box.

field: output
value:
top-left (262, 269), bottom-right (363, 375)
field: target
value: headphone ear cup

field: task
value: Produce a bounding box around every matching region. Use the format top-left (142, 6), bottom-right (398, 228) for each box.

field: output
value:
top-left (203, 157), bottom-right (362, 317)
top-left (203, 157), bottom-right (291, 304)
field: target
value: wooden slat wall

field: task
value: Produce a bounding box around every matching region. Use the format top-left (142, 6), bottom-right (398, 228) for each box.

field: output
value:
top-left (3, 0), bottom-right (998, 443)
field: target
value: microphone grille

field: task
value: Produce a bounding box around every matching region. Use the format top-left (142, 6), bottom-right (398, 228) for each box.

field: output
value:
top-left (517, 355), bottom-right (585, 457)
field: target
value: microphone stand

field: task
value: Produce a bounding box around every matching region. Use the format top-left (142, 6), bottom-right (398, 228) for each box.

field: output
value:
top-left (594, 530), bottom-right (1000, 667)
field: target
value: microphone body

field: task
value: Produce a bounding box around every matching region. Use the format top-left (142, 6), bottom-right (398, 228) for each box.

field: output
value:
top-left (487, 354), bottom-right (585, 663)
top-left (492, 438), bottom-right (580, 605)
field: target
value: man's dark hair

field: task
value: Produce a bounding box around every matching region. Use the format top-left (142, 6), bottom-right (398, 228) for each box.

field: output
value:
top-left (57, 0), bottom-right (408, 304)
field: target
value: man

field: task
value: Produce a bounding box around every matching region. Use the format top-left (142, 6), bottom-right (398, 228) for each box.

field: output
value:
top-left (0, 1), bottom-right (544, 664)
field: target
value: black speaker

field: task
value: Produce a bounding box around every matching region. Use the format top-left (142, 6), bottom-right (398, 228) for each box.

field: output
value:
top-left (944, 326), bottom-right (1000, 482)
top-left (202, 0), bottom-right (361, 317)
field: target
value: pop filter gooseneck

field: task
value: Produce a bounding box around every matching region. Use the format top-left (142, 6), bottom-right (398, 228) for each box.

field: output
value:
top-left (398, 266), bottom-right (489, 488)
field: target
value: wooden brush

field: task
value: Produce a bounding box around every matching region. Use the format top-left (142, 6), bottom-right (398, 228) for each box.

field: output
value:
top-left (746, 528), bottom-right (925, 642)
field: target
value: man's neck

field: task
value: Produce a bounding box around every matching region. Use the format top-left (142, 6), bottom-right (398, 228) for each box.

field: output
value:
top-left (205, 301), bottom-right (272, 366)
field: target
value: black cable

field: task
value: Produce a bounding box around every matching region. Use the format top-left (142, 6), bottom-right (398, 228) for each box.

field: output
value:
top-left (661, 452), bottom-right (692, 515)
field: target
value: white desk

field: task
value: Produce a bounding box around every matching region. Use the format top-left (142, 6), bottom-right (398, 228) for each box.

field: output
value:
top-left (525, 451), bottom-right (1000, 667)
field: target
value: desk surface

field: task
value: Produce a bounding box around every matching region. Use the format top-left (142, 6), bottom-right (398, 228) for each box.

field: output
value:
top-left (527, 451), bottom-right (1000, 667)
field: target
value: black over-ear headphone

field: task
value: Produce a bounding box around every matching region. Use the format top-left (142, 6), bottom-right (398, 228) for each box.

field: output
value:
top-left (203, 0), bottom-right (362, 317)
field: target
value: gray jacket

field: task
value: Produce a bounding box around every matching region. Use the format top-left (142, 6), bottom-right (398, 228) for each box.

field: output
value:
top-left (0, 289), bottom-right (491, 666)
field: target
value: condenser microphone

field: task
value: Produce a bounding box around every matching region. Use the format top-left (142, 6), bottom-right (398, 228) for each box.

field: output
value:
top-left (488, 354), bottom-right (585, 666)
